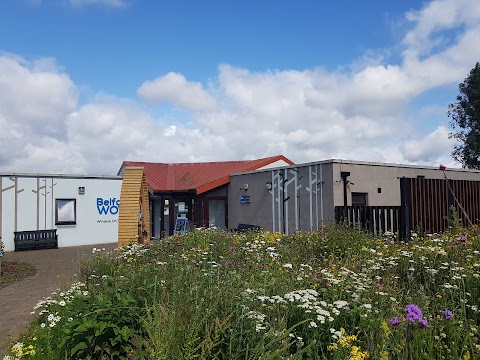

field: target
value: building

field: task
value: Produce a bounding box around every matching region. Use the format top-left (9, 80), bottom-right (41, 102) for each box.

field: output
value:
top-left (118, 155), bottom-right (294, 237)
top-left (228, 159), bottom-right (480, 237)
top-left (0, 173), bottom-right (122, 252)
top-left (5, 157), bottom-right (479, 251)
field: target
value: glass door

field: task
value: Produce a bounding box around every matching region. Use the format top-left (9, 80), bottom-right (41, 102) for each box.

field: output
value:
top-left (207, 199), bottom-right (226, 229)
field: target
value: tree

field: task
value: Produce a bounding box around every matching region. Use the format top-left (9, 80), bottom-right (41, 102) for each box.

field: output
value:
top-left (448, 62), bottom-right (480, 169)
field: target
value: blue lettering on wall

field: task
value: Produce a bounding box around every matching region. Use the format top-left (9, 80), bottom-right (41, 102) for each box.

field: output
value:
top-left (97, 197), bottom-right (120, 215)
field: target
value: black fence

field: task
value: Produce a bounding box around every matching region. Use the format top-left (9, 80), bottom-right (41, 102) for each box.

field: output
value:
top-left (334, 206), bottom-right (401, 236)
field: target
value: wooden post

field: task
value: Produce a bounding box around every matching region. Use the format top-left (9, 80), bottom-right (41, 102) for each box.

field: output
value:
top-left (399, 177), bottom-right (410, 241)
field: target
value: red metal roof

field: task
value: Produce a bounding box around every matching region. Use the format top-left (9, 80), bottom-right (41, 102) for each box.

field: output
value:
top-left (119, 155), bottom-right (294, 194)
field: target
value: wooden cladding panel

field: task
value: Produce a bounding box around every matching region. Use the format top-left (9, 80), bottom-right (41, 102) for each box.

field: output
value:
top-left (118, 167), bottom-right (150, 247)
top-left (407, 177), bottom-right (480, 234)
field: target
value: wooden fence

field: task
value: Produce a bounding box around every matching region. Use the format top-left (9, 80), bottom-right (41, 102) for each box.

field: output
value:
top-left (336, 177), bottom-right (480, 239)
top-left (401, 177), bottom-right (480, 235)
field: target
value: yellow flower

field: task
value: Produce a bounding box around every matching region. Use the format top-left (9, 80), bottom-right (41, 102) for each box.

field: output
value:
top-left (327, 343), bottom-right (338, 351)
top-left (346, 334), bottom-right (357, 342)
top-left (379, 351), bottom-right (389, 360)
top-left (32, 337), bottom-right (37, 341)
top-left (339, 337), bottom-right (349, 348)
top-left (349, 345), bottom-right (369, 360)
top-left (381, 321), bottom-right (391, 339)
top-left (464, 352), bottom-right (471, 360)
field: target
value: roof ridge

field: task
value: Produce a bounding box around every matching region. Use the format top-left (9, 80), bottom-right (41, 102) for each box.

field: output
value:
top-left (123, 155), bottom-right (282, 167)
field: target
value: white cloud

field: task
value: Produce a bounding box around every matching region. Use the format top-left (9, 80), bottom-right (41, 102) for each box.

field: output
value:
top-left (402, 126), bottom-right (456, 163)
top-left (138, 72), bottom-right (217, 112)
top-left (0, 54), bottom-right (77, 170)
top-left (3, 0), bottom-right (480, 174)
top-left (68, 0), bottom-right (128, 8)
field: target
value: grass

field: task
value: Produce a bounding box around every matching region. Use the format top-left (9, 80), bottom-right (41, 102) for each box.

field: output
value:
top-left (4, 224), bottom-right (480, 359)
top-left (0, 260), bottom-right (36, 289)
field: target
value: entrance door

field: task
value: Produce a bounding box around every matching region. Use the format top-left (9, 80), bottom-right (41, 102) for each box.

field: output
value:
top-left (167, 199), bottom-right (193, 236)
top-left (208, 199), bottom-right (225, 229)
top-left (203, 198), bottom-right (227, 229)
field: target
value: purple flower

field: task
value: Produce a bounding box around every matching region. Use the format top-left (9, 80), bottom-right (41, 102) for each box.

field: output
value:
top-left (418, 319), bottom-right (428, 328)
top-left (389, 317), bottom-right (400, 327)
top-left (404, 304), bottom-right (424, 323)
top-left (443, 310), bottom-right (453, 319)
top-left (458, 235), bottom-right (467, 243)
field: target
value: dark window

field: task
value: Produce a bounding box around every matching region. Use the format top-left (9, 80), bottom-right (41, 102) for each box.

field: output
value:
top-left (377, 187), bottom-right (382, 193)
top-left (352, 192), bottom-right (368, 206)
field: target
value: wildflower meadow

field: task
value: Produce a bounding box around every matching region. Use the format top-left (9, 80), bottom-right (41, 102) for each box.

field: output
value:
top-left (4, 224), bottom-right (480, 359)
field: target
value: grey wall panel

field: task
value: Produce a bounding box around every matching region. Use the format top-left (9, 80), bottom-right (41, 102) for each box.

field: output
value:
top-left (203, 186), bottom-right (227, 197)
top-left (229, 163), bottom-right (336, 233)
top-left (229, 172), bottom-right (274, 230)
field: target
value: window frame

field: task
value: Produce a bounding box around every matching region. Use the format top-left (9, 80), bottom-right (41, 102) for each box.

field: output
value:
top-left (55, 198), bottom-right (77, 225)
top-left (351, 192), bottom-right (368, 206)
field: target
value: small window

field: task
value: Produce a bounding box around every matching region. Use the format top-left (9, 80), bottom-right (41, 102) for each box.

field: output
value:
top-left (352, 192), bottom-right (368, 206)
top-left (55, 199), bottom-right (77, 225)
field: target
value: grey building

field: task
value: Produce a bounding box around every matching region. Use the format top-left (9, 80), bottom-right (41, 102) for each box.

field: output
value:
top-left (228, 159), bottom-right (480, 236)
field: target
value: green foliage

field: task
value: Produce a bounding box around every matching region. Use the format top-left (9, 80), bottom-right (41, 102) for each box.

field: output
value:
top-left (449, 62), bottom-right (480, 169)
top-left (60, 288), bottom-right (142, 359)
top-left (8, 225), bottom-right (480, 359)
top-left (447, 206), bottom-right (465, 235)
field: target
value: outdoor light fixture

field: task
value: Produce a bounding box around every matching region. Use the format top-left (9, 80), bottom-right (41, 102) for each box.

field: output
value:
top-left (265, 181), bottom-right (272, 190)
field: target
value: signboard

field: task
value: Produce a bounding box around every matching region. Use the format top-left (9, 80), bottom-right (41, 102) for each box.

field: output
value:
top-left (240, 195), bottom-right (251, 204)
top-left (178, 202), bottom-right (185, 212)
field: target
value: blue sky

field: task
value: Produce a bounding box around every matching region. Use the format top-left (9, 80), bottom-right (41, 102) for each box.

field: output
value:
top-left (0, 0), bottom-right (479, 174)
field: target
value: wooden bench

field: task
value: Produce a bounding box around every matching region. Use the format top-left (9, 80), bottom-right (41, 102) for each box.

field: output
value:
top-left (14, 229), bottom-right (58, 251)
top-left (234, 223), bottom-right (261, 232)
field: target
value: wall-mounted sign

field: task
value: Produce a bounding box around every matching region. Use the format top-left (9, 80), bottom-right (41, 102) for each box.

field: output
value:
top-left (240, 195), bottom-right (251, 204)
top-left (178, 202), bottom-right (185, 212)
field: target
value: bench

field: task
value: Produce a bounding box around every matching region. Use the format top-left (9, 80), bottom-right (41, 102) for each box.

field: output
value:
top-left (14, 229), bottom-right (58, 251)
top-left (234, 223), bottom-right (261, 232)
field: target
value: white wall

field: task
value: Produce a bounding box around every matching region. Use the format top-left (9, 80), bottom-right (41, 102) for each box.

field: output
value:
top-left (1, 175), bottom-right (122, 252)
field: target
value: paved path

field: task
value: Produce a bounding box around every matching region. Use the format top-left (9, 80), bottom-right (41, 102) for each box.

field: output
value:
top-left (0, 243), bottom-right (117, 355)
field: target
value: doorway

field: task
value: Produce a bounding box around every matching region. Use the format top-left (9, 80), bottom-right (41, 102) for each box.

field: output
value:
top-left (202, 197), bottom-right (227, 229)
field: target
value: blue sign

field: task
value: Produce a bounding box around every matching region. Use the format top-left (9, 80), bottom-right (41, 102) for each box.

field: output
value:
top-left (97, 197), bottom-right (120, 215)
top-left (240, 195), bottom-right (247, 204)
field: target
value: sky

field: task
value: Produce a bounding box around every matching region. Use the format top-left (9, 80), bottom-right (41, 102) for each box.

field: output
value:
top-left (1, 0), bottom-right (480, 175)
